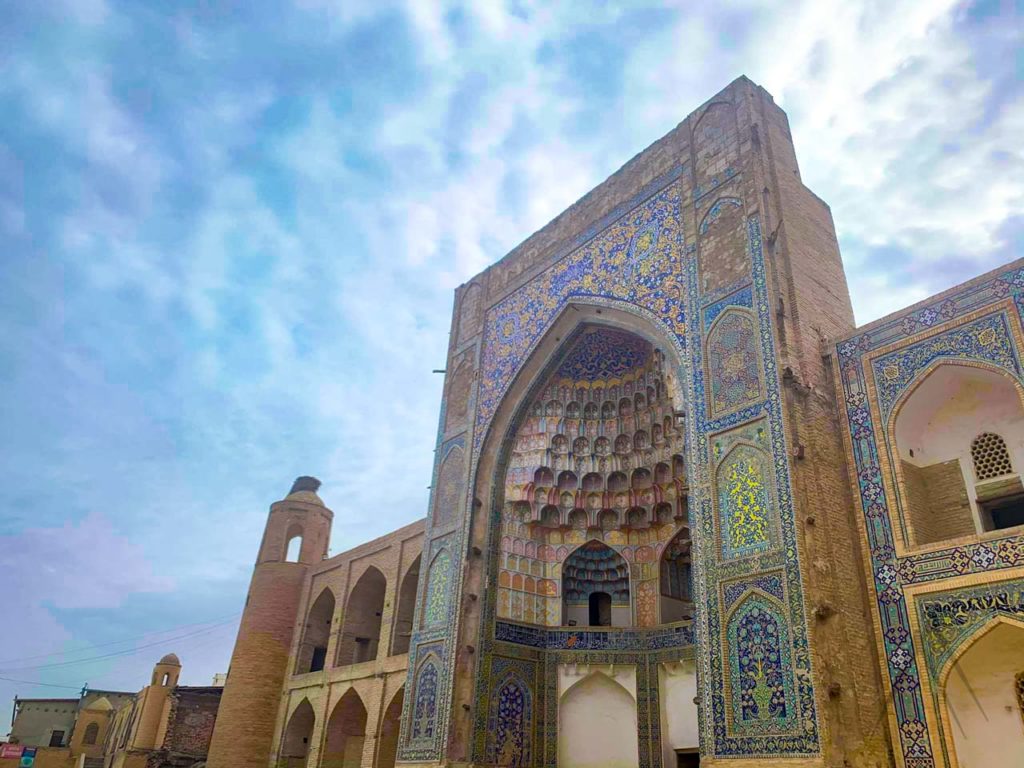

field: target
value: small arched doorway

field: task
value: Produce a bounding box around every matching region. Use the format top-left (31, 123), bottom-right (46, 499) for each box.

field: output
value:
top-left (337, 567), bottom-right (387, 666)
top-left (562, 540), bottom-right (630, 627)
top-left (281, 698), bottom-right (315, 767)
top-left (375, 687), bottom-right (404, 768)
top-left (942, 618), bottom-right (1024, 767)
top-left (322, 688), bottom-right (367, 768)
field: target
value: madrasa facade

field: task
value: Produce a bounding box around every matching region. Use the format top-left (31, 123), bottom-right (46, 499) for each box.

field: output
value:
top-left (203, 77), bottom-right (1024, 768)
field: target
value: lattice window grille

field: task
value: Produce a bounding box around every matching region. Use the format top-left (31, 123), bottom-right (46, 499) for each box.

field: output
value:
top-left (970, 432), bottom-right (1013, 481)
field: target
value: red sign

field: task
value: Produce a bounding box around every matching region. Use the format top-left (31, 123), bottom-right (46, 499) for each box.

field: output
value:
top-left (0, 744), bottom-right (24, 758)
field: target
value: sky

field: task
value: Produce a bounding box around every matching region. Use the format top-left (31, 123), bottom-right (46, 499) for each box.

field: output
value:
top-left (0, 0), bottom-right (1022, 721)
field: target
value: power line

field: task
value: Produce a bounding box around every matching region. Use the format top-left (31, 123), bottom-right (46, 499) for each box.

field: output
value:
top-left (0, 676), bottom-right (83, 691)
top-left (0, 617), bottom-right (240, 673)
top-left (0, 613), bottom-right (242, 666)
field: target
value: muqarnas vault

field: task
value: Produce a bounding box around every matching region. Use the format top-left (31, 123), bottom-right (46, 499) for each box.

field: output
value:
top-left (205, 77), bottom-right (1024, 768)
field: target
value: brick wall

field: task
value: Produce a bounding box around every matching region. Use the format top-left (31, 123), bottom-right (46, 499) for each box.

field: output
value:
top-left (902, 459), bottom-right (975, 545)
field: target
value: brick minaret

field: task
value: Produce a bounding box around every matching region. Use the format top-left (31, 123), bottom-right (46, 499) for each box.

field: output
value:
top-left (206, 477), bottom-right (332, 768)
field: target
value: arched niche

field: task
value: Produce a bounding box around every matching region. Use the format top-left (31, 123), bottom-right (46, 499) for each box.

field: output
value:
top-left (892, 362), bottom-right (1024, 546)
top-left (480, 302), bottom-right (690, 631)
top-left (432, 445), bottom-right (466, 529)
top-left (940, 617), bottom-right (1024, 768)
top-left (557, 672), bottom-right (639, 768)
top-left (337, 567), bottom-right (387, 666)
top-left (409, 655), bottom-right (441, 744)
top-left (659, 527), bottom-right (693, 623)
top-left (422, 549), bottom-right (453, 628)
top-left (705, 307), bottom-right (761, 417)
top-left (390, 556), bottom-right (421, 656)
top-left (82, 722), bottom-right (99, 746)
top-left (322, 688), bottom-right (367, 768)
top-left (281, 698), bottom-right (315, 767)
top-left (296, 587), bottom-right (335, 673)
top-left (486, 673), bottom-right (533, 767)
top-left (724, 592), bottom-right (795, 735)
top-left (716, 442), bottom-right (774, 561)
top-left (375, 687), bottom-right (404, 768)
top-left (562, 540), bottom-right (630, 627)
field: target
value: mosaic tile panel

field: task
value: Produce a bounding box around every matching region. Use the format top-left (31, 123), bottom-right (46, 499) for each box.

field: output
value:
top-left (486, 669), bottom-right (535, 767)
top-left (706, 309), bottom-right (763, 417)
top-left (727, 595), bottom-right (797, 737)
top-left (717, 445), bottom-right (773, 561)
top-left (474, 176), bottom-right (687, 448)
top-left (423, 549), bottom-right (452, 627)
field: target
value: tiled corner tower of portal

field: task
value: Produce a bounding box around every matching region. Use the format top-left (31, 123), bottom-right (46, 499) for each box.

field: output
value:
top-left (396, 76), bottom-right (890, 767)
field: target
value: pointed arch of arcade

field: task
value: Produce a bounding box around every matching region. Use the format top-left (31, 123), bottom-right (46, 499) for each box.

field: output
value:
top-left (390, 555), bottom-right (421, 656)
top-left (375, 686), bottom-right (405, 768)
top-left (465, 299), bottom-right (696, 764)
top-left (296, 587), bottom-right (335, 674)
top-left (336, 566), bottom-right (387, 667)
top-left (322, 687), bottom-right (368, 768)
top-left (280, 697), bottom-right (316, 767)
top-left (934, 613), bottom-right (1024, 768)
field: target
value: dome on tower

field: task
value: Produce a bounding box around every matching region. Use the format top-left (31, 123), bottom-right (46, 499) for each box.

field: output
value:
top-left (158, 652), bottom-right (181, 666)
top-left (285, 476), bottom-right (324, 505)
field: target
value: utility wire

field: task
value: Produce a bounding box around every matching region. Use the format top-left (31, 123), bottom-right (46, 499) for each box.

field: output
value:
top-left (0, 622), bottom-right (238, 693)
top-left (0, 617), bottom-right (240, 673)
top-left (0, 613), bottom-right (241, 666)
top-left (0, 676), bottom-right (83, 691)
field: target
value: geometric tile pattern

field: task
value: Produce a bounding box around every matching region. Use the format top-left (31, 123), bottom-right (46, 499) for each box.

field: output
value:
top-left (707, 309), bottom-right (762, 417)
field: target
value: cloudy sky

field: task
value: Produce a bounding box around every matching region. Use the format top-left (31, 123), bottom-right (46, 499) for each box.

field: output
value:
top-left (1, 0), bottom-right (1021, 714)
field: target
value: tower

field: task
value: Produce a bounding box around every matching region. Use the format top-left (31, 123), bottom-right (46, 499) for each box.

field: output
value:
top-left (133, 653), bottom-right (181, 749)
top-left (206, 477), bottom-right (332, 768)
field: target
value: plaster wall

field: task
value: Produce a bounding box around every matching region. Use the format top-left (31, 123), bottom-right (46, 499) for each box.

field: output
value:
top-left (945, 622), bottom-right (1024, 768)
top-left (9, 700), bottom-right (77, 747)
top-left (659, 660), bottom-right (699, 766)
top-left (557, 666), bottom-right (639, 768)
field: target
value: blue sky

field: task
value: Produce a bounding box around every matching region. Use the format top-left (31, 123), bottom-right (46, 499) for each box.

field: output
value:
top-left (1, 0), bottom-right (1021, 715)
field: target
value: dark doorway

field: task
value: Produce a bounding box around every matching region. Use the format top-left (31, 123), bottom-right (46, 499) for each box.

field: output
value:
top-left (983, 495), bottom-right (1024, 531)
top-left (49, 731), bottom-right (65, 747)
top-left (309, 645), bottom-right (327, 672)
top-left (676, 750), bottom-right (700, 767)
top-left (589, 591), bottom-right (611, 626)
